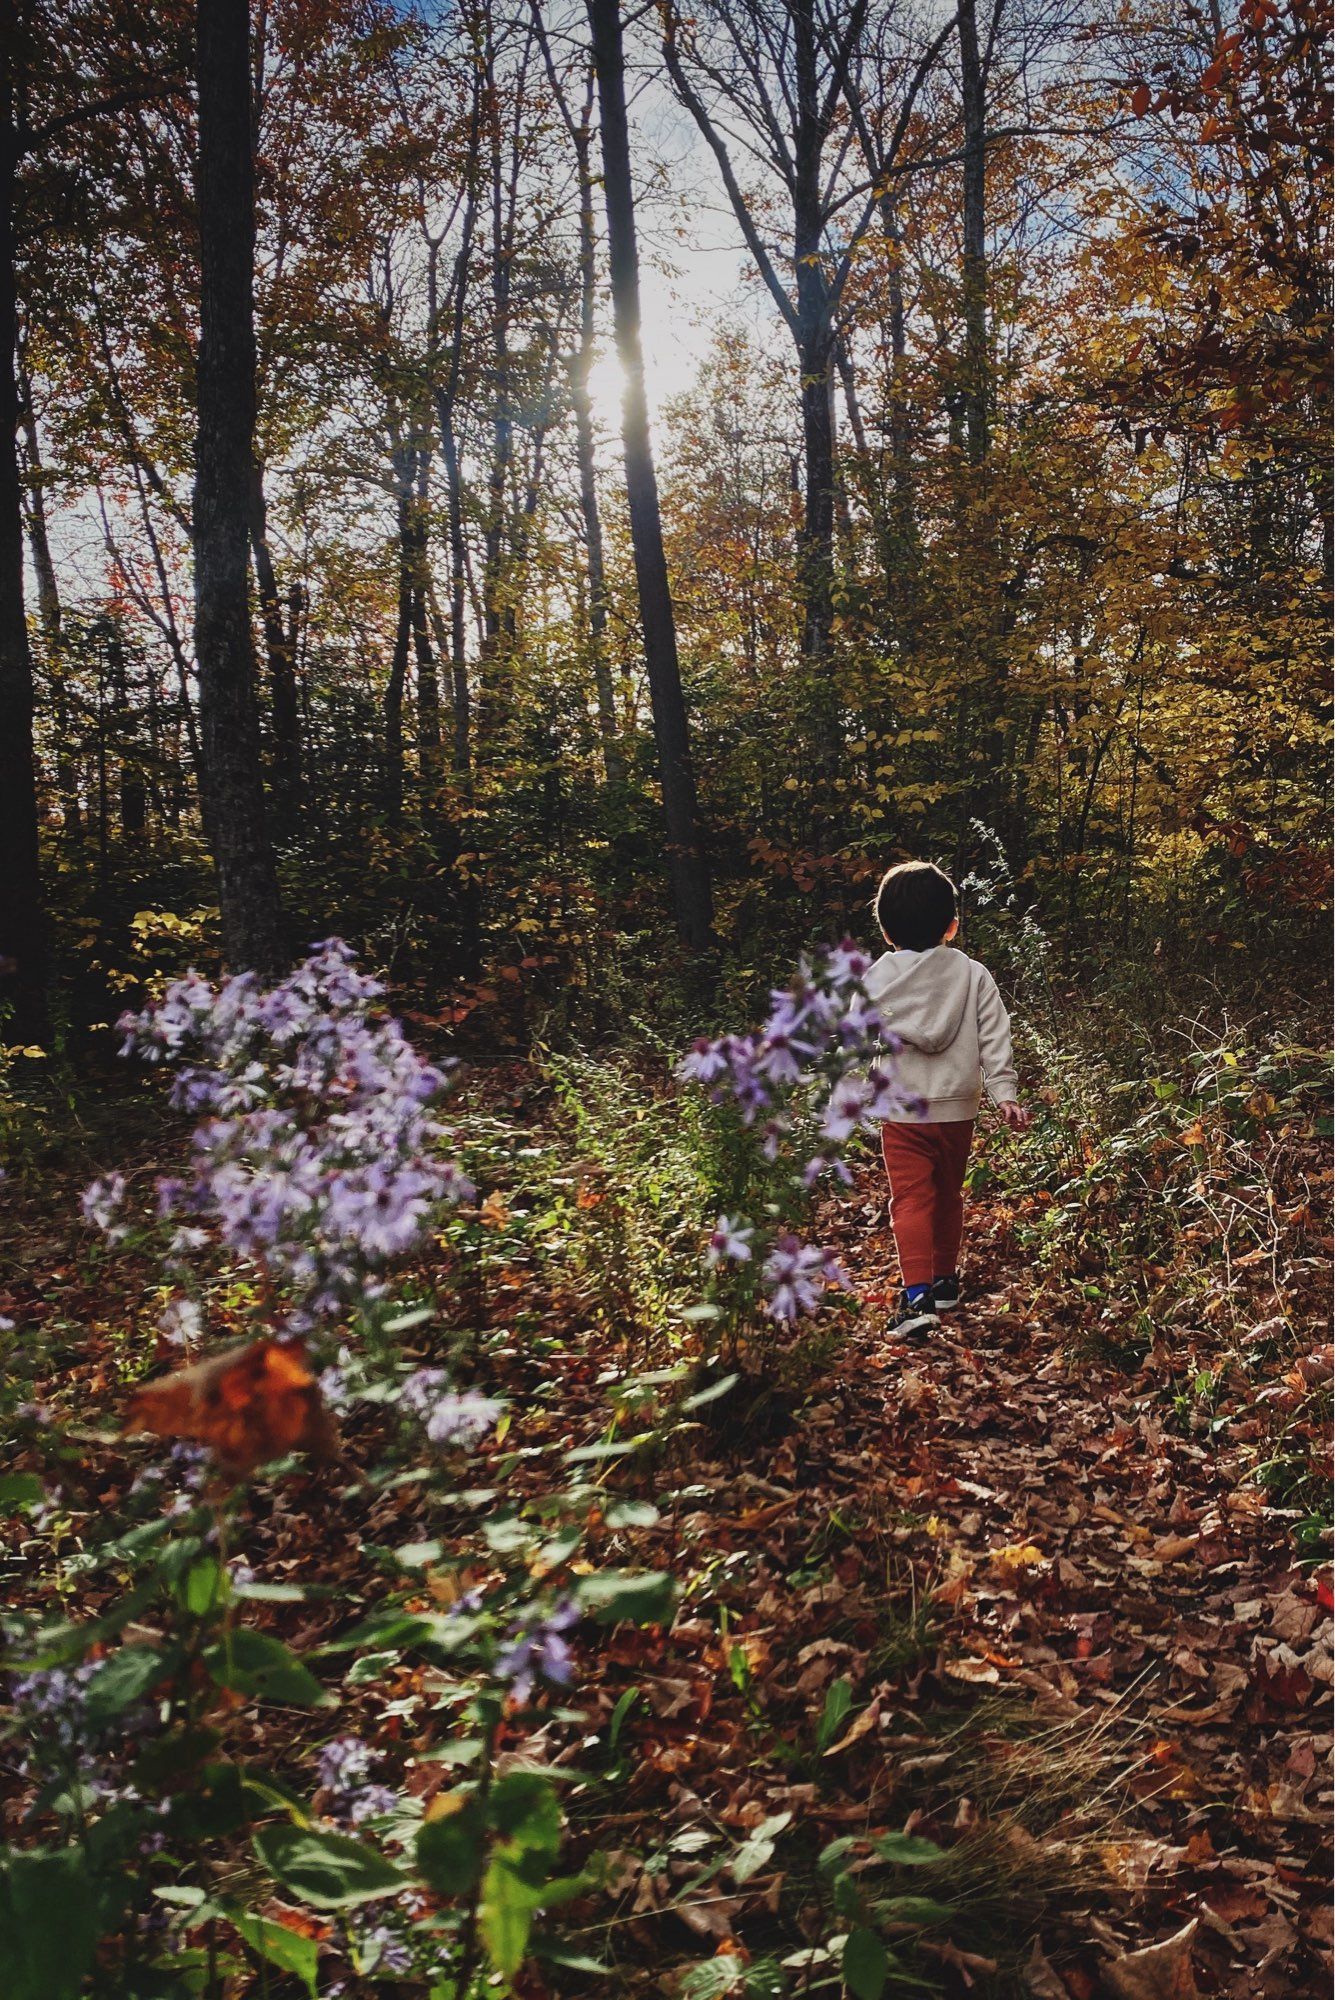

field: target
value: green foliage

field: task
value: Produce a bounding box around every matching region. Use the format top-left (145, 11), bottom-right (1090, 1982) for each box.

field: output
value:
top-left (253, 1824), bottom-right (407, 1908)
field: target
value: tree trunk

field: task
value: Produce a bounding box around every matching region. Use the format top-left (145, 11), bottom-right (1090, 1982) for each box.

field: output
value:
top-left (958, 0), bottom-right (989, 466)
top-left (569, 99), bottom-right (623, 784)
top-left (436, 427), bottom-right (471, 776)
top-left (792, 0), bottom-right (838, 759)
top-left (587, 0), bottom-right (712, 951)
top-left (18, 361), bottom-right (82, 840)
top-left (249, 462), bottom-right (302, 817)
top-left (477, 16), bottom-right (514, 745)
top-left (385, 466), bottom-right (413, 824)
top-left (193, 0), bottom-right (285, 975)
top-left (412, 452), bottom-right (441, 792)
top-left (798, 331), bottom-right (836, 667)
top-left (0, 57), bottom-right (47, 1037)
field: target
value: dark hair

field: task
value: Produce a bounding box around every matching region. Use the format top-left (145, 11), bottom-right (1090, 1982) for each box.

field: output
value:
top-left (874, 860), bottom-right (958, 951)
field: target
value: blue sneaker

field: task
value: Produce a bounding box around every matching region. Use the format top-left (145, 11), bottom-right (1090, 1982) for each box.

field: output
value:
top-left (889, 1289), bottom-right (939, 1338)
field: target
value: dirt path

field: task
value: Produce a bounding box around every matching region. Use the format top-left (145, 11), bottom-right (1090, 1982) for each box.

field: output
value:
top-left (586, 1182), bottom-right (1331, 1996)
top-left (839, 1192), bottom-right (1332, 1994)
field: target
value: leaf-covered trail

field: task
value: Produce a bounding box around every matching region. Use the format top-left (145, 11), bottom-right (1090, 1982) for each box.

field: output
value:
top-left (574, 1164), bottom-right (1329, 1997)
top-left (2, 1089), bottom-right (1329, 2000)
top-left (790, 1180), bottom-right (1332, 1992)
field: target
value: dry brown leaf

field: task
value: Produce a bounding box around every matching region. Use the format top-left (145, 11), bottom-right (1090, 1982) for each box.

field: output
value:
top-left (1022, 1938), bottom-right (1071, 2000)
top-left (123, 1337), bottom-right (338, 1475)
top-left (1101, 1918), bottom-right (1199, 2000)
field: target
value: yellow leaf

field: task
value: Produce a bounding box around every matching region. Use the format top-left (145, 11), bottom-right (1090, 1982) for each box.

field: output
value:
top-left (992, 1543), bottom-right (1045, 1571)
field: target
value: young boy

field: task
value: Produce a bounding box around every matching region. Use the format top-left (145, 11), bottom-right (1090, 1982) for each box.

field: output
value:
top-left (864, 860), bottom-right (1029, 1336)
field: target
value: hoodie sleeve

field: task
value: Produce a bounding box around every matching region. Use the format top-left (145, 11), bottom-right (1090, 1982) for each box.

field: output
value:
top-left (976, 968), bottom-right (1019, 1105)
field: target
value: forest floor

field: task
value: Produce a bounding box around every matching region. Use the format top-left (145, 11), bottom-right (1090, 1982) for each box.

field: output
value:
top-left (2, 1062), bottom-right (1331, 2000)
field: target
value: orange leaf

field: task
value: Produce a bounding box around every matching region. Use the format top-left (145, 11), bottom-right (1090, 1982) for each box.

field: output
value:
top-left (123, 1338), bottom-right (339, 1476)
top-left (1131, 82), bottom-right (1151, 116)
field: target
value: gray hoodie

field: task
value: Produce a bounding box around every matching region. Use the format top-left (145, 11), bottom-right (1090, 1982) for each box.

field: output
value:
top-left (863, 945), bottom-right (1018, 1123)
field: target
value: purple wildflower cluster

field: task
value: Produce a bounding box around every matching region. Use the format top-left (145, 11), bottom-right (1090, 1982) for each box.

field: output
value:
top-left (763, 1234), bottom-right (850, 1319)
top-left (10, 1660), bottom-right (155, 1798)
top-left (86, 942), bottom-right (476, 1331)
top-left (679, 939), bottom-right (911, 1152)
top-left (354, 1923), bottom-right (414, 1976)
top-left (496, 1596), bottom-right (579, 1703)
top-left (316, 1736), bottom-right (398, 1825)
top-left (400, 1369), bottom-right (502, 1449)
top-left (679, 940), bottom-right (917, 1321)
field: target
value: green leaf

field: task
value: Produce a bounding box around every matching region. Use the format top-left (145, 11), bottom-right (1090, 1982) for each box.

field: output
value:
top-left (230, 1909), bottom-right (319, 1997)
top-left (83, 1645), bottom-right (173, 1726)
top-left (843, 1926), bottom-right (889, 2000)
top-left (346, 1649), bottom-right (402, 1686)
top-left (604, 1499), bottom-right (659, 1529)
top-left (480, 1854), bottom-right (537, 1978)
top-left (575, 1569), bottom-right (675, 1625)
top-left (395, 1539), bottom-right (444, 1567)
top-left (0, 1848), bottom-right (100, 2000)
top-left (536, 1526), bottom-right (583, 1569)
top-left (0, 1473), bottom-right (45, 1513)
top-left (563, 1435), bottom-right (652, 1464)
top-left (680, 1953), bottom-right (746, 1998)
top-left (254, 1825), bottom-right (406, 1909)
top-left (732, 1810), bottom-right (791, 1884)
top-left (872, 1832), bottom-right (945, 1867)
top-left (416, 1799), bottom-right (486, 1896)
top-left (204, 1629), bottom-right (333, 1708)
top-left (680, 1372), bottom-right (739, 1411)
top-left (383, 1306), bottom-right (436, 1332)
top-left (489, 1771), bottom-right (560, 1855)
top-left (533, 1940), bottom-right (612, 1974)
top-left (484, 1516), bottom-right (534, 1555)
top-left (816, 1676), bottom-right (854, 1752)
top-left (878, 1894), bottom-right (953, 1926)
top-left (181, 1557), bottom-right (226, 1615)
top-left (608, 1685), bottom-right (640, 1749)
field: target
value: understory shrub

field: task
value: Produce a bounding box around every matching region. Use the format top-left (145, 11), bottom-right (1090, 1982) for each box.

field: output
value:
top-left (1, 945), bottom-right (678, 1998)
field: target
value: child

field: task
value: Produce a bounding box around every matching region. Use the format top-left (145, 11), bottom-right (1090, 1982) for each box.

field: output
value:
top-left (864, 860), bottom-right (1029, 1336)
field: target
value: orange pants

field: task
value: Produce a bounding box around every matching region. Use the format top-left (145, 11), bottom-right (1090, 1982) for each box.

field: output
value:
top-left (881, 1119), bottom-right (975, 1288)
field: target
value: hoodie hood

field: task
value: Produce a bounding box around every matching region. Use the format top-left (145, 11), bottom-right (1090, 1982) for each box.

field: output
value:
top-left (863, 946), bottom-right (974, 1055)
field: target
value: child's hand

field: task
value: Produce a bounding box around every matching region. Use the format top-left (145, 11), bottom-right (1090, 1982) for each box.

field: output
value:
top-left (997, 1100), bottom-right (1032, 1132)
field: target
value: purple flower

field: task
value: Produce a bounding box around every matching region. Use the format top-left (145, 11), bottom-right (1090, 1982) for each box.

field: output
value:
top-left (357, 1924), bottom-right (413, 1974)
top-left (80, 1173), bottom-right (127, 1240)
top-left (756, 1028), bottom-right (816, 1086)
top-left (315, 1734), bottom-right (399, 1826)
top-left (677, 1038), bottom-right (730, 1084)
top-left (706, 1215), bottom-right (754, 1265)
top-left (346, 1785), bottom-right (399, 1825)
top-left (825, 939), bottom-right (873, 987)
top-left (111, 946), bottom-right (475, 1327)
top-left (821, 1074), bottom-right (872, 1143)
top-left (317, 1736), bottom-right (373, 1792)
top-left (497, 1597), bottom-right (579, 1703)
top-left (401, 1372), bottom-right (502, 1449)
top-left (761, 1234), bottom-right (837, 1321)
top-left (158, 1297), bottom-right (202, 1347)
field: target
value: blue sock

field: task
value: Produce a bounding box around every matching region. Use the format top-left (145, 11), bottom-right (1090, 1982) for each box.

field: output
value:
top-left (905, 1282), bottom-right (933, 1306)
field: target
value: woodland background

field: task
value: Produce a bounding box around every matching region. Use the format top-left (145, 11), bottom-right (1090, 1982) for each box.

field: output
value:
top-left (0, 0), bottom-right (1331, 1997)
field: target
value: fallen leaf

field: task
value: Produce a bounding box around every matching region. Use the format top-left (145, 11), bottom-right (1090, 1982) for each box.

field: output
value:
top-left (123, 1338), bottom-right (339, 1476)
top-left (1023, 1938), bottom-right (1071, 1999)
top-left (1101, 1918), bottom-right (1198, 2000)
